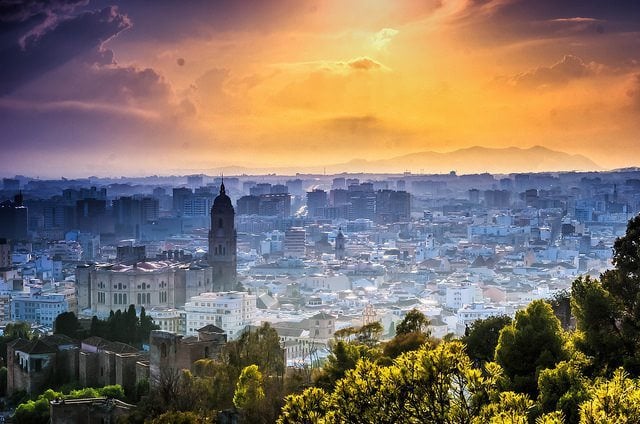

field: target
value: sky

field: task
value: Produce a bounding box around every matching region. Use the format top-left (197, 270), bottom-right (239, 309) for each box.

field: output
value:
top-left (1, 0), bottom-right (639, 177)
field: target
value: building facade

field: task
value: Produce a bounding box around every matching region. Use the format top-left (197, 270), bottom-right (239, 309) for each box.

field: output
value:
top-left (184, 291), bottom-right (256, 339)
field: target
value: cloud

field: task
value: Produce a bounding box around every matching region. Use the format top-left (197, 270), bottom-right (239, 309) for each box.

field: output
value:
top-left (348, 57), bottom-right (383, 71)
top-left (0, 0), bottom-right (88, 23)
top-left (0, 6), bottom-right (131, 95)
top-left (278, 56), bottom-right (389, 74)
top-left (507, 55), bottom-right (601, 88)
top-left (270, 57), bottom-right (390, 111)
top-left (372, 28), bottom-right (399, 50)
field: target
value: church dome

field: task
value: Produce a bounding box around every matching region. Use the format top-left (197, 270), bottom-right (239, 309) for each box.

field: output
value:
top-left (212, 182), bottom-right (233, 209)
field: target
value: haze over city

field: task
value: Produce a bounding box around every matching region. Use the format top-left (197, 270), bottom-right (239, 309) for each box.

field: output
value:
top-left (6, 2), bottom-right (640, 422)
top-left (1, 0), bottom-right (640, 177)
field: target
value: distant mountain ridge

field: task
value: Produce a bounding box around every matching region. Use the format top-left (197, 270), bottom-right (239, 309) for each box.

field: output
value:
top-left (213, 146), bottom-right (601, 175)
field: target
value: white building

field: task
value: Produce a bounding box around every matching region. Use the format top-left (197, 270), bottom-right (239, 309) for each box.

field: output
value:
top-left (299, 274), bottom-right (351, 292)
top-left (184, 291), bottom-right (257, 339)
top-left (444, 283), bottom-right (482, 310)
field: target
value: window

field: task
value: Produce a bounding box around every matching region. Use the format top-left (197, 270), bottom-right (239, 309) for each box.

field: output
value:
top-left (218, 218), bottom-right (223, 228)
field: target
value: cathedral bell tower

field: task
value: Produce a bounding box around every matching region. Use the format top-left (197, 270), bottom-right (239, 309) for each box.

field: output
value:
top-left (335, 227), bottom-right (345, 260)
top-left (208, 181), bottom-right (237, 291)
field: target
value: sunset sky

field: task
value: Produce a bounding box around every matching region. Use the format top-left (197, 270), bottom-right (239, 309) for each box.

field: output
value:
top-left (1, 0), bottom-right (639, 177)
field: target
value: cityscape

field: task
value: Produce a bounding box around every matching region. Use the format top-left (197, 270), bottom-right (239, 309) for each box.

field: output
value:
top-left (2, 0), bottom-right (640, 423)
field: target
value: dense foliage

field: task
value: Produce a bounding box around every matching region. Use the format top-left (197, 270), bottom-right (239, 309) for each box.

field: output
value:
top-left (54, 305), bottom-right (158, 348)
top-left (14, 385), bottom-right (125, 424)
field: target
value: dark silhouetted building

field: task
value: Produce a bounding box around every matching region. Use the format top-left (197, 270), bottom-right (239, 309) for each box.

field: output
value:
top-left (307, 189), bottom-right (327, 218)
top-left (208, 182), bottom-right (237, 291)
top-left (0, 193), bottom-right (28, 240)
top-left (375, 190), bottom-right (410, 224)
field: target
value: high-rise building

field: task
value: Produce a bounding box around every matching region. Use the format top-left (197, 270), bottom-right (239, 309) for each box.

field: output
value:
top-left (306, 189), bottom-right (327, 218)
top-left (0, 238), bottom-right (11, 268)
top-left (172, 187), bottom-right (193, 216)
top-left (284, 227), bottom-right (306, 258)
top-left (375, 190), bottom-right (410, 224)
top-left (208, 182), bottom-right (237, 291)
top-left (0, 193), bottom-right (28, 241)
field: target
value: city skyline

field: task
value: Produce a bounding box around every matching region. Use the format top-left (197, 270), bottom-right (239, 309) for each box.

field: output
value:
top-left (1, 0), bottom-right (640, 177)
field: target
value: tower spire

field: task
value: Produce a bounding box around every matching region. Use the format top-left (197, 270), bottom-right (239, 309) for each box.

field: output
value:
top-left (220, 173), bottom-right (225, 195)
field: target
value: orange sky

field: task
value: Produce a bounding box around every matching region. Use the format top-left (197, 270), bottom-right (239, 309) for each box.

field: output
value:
top-left (1, 0), bottom-right (639, 176)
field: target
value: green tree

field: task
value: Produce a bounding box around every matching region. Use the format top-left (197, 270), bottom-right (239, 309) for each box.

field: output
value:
top-left (234, 365), bottom-right (266, 423)
top-left (475, 391), bottom-right (533, 424)
top-left (225, 323), bottom-right (285, 378)
top-left (137, 306), bottom-right (157, 345)
top-left (549, 290), bottom-right (573, 330)
top-left (313, 340), bottom-right (380, 389)
top-left (4, 321), bottom-right (33, 339)
top-left (463, 315), bottom-right (512, 366)
top-left (382, 331), bottom-right (430, 359)
top-left (495, 300), bottom-right (568, 397)
top-left (285, 341), bottom-right (505, 424)
top-left (382, 309), bottom-right (432, 359)
top-left (278, 387), bottom-right (329, 424)
top-left (53, 312), bottom-right (83, 339)
top-left (571, 216), bottom-right (640, 375)
top-left (537, 359), bottom-right (589, 424)
top-left (571, 276), bottom-right (625, 375)
top-left (579, 369), bottom-right (640, 423)
top-left (13, 385), bottom-right (125, 424)
top-left (396, 309), bottom-right (430, 336)
top-left (357, 321), bottom-right (384, 347)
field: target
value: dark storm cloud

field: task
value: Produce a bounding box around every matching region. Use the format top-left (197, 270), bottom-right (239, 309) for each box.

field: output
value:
top-left (0, 6), bottom-right (130, 95)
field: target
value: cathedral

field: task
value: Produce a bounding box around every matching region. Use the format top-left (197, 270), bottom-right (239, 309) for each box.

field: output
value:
top-left (208, 181), bottom-right (237, 291)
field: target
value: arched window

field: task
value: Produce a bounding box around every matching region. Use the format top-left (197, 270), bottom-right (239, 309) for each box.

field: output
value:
top-left (218, 218), bottom-right (223, 228)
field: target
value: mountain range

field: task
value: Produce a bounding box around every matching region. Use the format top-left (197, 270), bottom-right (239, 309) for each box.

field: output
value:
top-left (212, 146), bottom-right (601, 175)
